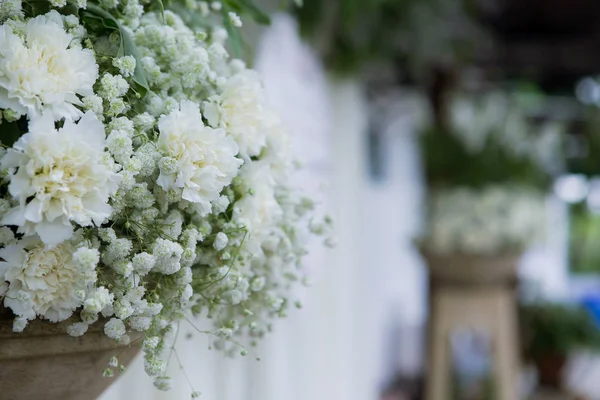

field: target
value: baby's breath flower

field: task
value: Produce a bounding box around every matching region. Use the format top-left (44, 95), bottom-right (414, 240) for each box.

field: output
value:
top-left (144, 355), bottom-right (165, 377)
top-left (132, 252), bottom-right (156, 276)
top-left (104, 318), bottom-right (126, 340)
top-left (114, 299), bottom-right (134, 319)
top-left (98, 73), bottom-right (129, 101)
top-left (153, 376), bottom-right (173, 391)
top-left (112, 55), bottom-right (136, 77)
top-left (128, 316), bottom-right (152, 331)
top-left (143, 336), bottom-right (161, 351)
top-left (82, 95), bottom-right (104, 116)
top-left (228, 12), bottom-right (242, 27)
top-left (0, 0), bottom-right (21, 21)
top-left (213, 232), bottom-right (228, 251)
top-left (12, 316), bottom-right (27, 332)
top-left (152, 239), bottom-right (183, 274)
top-left (103, 368), bottom-right (114, 378)
top-left (67, 322), bottom-right (89, 337)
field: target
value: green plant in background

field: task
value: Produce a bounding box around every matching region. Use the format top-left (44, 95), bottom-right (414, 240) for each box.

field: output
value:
top-left (563, 108), bottom-right (600, 274)
top-left (295, 0), bottom-right (485, 75)
top-left (519, 303), bottom-right (600, 358)
top-left (420, 90), bottom-right (562, 191)
top-left (569, 202), bottom-right (600, 274)
top-left (421, 126), bottom-right (551, 189)
top-left (566, 107), bottom-right (600, 177)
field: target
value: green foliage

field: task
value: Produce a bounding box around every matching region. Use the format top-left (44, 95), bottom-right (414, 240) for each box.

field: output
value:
top-left (220, 4), bottom-right (244, 58)
top-left (82, 4), bottom-right (150, 97)
top-left (420, 126), bottom-right (550, 189)
top-left (566, 107), bottom-right (600, 177)
top-left (151, 0), bottom-right (165, 22)
top-left (168, 0), bottom-right (273, 60)
top-left (21, 0), bottom-right (51, 17)
top-left (295, 0), bottom-right (482, 75)
top-left (0, 119), bottom-right (24, 148)
top-left (569, 203), bottom-right (600, 274)
top-left (234, 0), bottom-right (271, 25)
top-left (520, 302), bottom-right (600, 357)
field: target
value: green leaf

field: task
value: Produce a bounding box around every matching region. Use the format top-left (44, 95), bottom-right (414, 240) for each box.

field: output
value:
top-left (221, 7), bottom-right (243, 58)
top-left (82, 4), bottom-right (149, 98)
top-left (0, 120), bottom-right (23, 148)
top-left (152, 0), bottom-right (165, 22)
top-left (238, 0), bottom-right (271, 25)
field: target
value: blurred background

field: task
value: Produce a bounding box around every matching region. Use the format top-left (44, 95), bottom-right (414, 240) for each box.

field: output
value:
top-left (102, 0), bottom-right (600, 399)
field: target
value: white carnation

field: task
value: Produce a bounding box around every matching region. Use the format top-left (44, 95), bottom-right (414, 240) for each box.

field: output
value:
top-left (204, 70), bottom-right (278, 159)
top-left (0, 11), bottom-right (98, 121)
top-left (157, 100), bottom-right (242, 215)
top-left (1, 112), bottom-right (121, 246)
top-left (0, 237), bottom-right (97, 322)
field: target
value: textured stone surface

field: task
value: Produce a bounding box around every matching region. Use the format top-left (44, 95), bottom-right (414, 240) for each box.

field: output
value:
top-left (0, 308), bottom-right (140, 400)
top-left (421, 248), bottom-right (520, 285)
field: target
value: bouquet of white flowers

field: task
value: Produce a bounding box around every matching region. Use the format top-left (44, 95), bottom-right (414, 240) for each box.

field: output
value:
top-left (0, 0), bottom-right (331, 391)
top-left (425, 185), bottom-right (547, 255)
top-left (420, 89), bottom-right (561, 256)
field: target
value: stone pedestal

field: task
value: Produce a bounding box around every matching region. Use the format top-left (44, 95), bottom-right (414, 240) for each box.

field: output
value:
top-left (422, 250), bottom-right (521, 400)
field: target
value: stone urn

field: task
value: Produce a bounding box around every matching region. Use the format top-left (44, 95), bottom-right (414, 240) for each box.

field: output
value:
top-left (421, 248), bottom-right (521, 400)
top-left (421, 248), bottom-right (520, 285)
top-left (0, 307), bottom-right (140, 400)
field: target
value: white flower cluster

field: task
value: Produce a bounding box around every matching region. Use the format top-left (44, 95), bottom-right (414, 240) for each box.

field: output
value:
top-left (449, 91), bottom-right (563, 173)
top-left (0, 0), bottom-right (331, 391)
top-left (423, 186), bottom-right (547, 255)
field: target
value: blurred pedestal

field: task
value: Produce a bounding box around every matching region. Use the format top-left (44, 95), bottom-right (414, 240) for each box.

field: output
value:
top-left (422, 252), bottom-right (520, 400)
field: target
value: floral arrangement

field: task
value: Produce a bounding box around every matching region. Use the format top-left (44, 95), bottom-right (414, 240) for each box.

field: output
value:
top-left (0, 0), bottom-right (331, 392)
top-left (425, 185), bottom-right (547, 255)
top-left (420, 90), bottom-right (561, 255)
